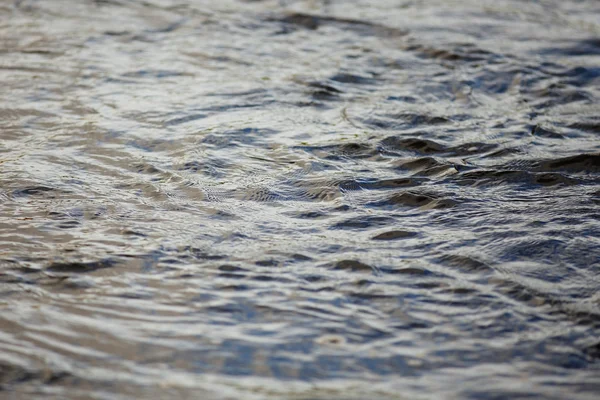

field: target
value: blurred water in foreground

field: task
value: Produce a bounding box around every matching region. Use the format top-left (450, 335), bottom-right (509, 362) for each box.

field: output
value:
top-left (1, 0), bottom-right (600, 398)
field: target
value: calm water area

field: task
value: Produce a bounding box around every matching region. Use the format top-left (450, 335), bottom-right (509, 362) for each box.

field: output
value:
top-left (1, 0), bottom-right (600, 398)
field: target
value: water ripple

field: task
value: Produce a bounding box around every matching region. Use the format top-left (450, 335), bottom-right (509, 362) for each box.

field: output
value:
top-left (1, 0), bottom-right (600, 399)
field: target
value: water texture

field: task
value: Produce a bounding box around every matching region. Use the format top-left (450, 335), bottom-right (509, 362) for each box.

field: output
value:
top-left (1, 0), bottom-right (600, 398)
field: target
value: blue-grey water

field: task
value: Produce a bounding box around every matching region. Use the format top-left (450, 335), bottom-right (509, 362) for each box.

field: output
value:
top-left (1, 0), bottom-right (600, 399)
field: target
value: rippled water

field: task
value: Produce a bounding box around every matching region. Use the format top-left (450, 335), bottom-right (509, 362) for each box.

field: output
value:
top-left (1, 0), bottom-right (600, 398)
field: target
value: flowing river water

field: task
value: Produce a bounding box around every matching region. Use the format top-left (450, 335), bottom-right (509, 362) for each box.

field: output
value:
top-left (1, 0), bottom-right (600, 398)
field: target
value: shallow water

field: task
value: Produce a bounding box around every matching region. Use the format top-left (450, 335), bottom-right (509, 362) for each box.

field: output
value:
top-left (1, 0), bottom-right (600, 398)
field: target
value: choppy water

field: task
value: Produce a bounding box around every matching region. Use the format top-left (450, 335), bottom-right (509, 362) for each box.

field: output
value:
top-left (1, 0), bottom-right (600, 398)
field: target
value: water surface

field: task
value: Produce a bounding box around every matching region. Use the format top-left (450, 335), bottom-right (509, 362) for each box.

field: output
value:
top-left (1, 0), bottom-right (600, 398)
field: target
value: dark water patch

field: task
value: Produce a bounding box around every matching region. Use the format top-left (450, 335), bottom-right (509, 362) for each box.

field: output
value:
top-left (381, 266), bottom-right (430, 276)
top-left (296, 142), bottom-right (376, 160)
top-left (464, 389), bottom-right (564, 400)
top-left (491, 277), bottom-right (553, 308)
top-left (46, 259), bottom-right (117, 273)
top-left (330, 72), bottom-right (378, 85)
top-left (469, 68), bottom-right (524, 95)
top-left (380, 136), bottom-right (497, 157)
top-left (533, 153), bottom-right (600, 174)
top-left (560, 66), bottom-right (600, 86)
top-left (438, 286), bottom-right (479, 295)
top-left (178, 160), bottom-right (203, 173)
top-left (284, 209), bottom-right (337, 220)
top-left (0, 363), bottom-right (35, 388)
top-left (176, 157), bottom-right (230, 178)
top-left (411, 281), bottom-right (447, 290)
top-left (331, 260), bottom-right (375, 273)
top-left (552, 308), bottom-right (600, 328)
top-left (57, 220), bottom-right (81, 229)
top-left (567, 122), bottom-right (600, 135)
top-left (255, 259), bottom-right (278, 267)
top-left (454, 170), bottom-right (523, 187)
top-left (175, 246), bottom-right (226, 262)
top-left (164, 113), bottom-right (206, 126)
top-left (367, 191), bottom-right (458, 210)
top-left (527, 82), bottom-right (594, 108)
top-left (103, 29), bottom-right (130, 36)
top-left (218, 264), bottom-right (247, 273)
top-left (533, 173), bottom-right (583, 186)
top-left (361, 177), bottom-right (427, 190)
top-left (281, 185), bottom-right (342, 202)
top-left (531, 125), bottom-right (565, 139)
top-left (145, 19), bottom-right (187, 35)
top-left (454, 169), bottom-right (584, 187)
top-left (450, 142), bottom-right (499, 156)
top-left (272, 13), bottom-right (322, 30)
top-left (387, 95), bottom-right (418, 103)
top-left (336, 179), bottom-right (363, 191)
top-left (197, 101), bottom-right (272, 113)
top-left (250, 274), bottom-right (292, 283)
top-left (12, 186), bottom-right (57, 198)
top-left (133, 162), bottom-right (162, 175)
top-left (238, 186), bottom-right (289, 202)
top-left (0, 362), bottom-right (70, 389)
top-left (539, 38), bottom-right (600, 57)
top-left (0, 271), bottom-right (36, 286)
top-left (330, 215), bottom-right (395, 230)
top-left (201, 128), bottom-right (276, 148)
top-left (290, 253), bottom-right (312, 262)
top-left (218, 282), bottom-right (250, 291)
top-left (361, 113), bottom-right (451, 130)
top-left (205, 88), bottom-right (268, 98)
top-left (380, 137), bottom-right (445, 155)
top-left (394, 157), bottom-right (459, 176)
top-left (290, 210), bottom-right (329, 220)
top-left (372, 230), bottom-right (418, 240)
top-left (584, 342), bottom-right (600, 361)
top-left (498, 238), bottom-right (566, 264)
top-left (121, 229), bottom-right (147, 238)
top-left (437, 254), bottom-right (492, 274)
top-left (403, 40), bottom-right (497, 64)
top-left (302, 81), bottom-right (343, 100)
top-left (122, 69), bottom-right (192, 79)
top-left (93, 0), bottom-right (127, 7)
